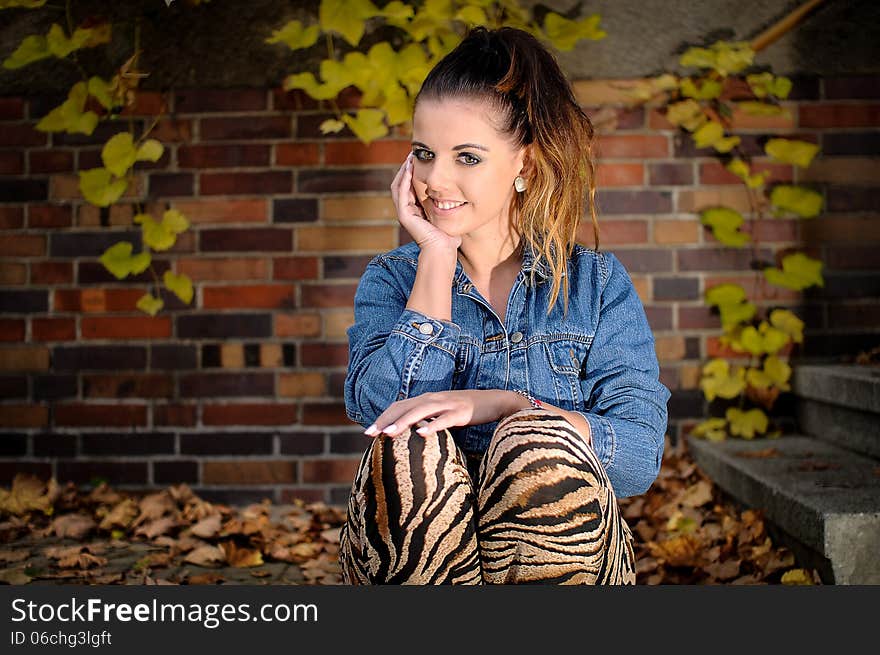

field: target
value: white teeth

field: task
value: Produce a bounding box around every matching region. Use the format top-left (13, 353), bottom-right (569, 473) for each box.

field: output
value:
top-left (434, 199), bottom-right (466, 210)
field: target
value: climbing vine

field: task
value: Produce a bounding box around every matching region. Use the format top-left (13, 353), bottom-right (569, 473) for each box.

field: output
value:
top-left (621, 38), bottom-right (823, 440)
top-left (1, 0), bottom-right (201, 316)
top-left (266, 0), bottom-right (606, 144)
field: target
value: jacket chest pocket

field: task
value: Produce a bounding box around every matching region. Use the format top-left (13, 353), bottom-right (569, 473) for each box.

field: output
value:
top-left (542, 338), bottom-right (591, 408)
top-left (452, 340), bottom-right (477, 389)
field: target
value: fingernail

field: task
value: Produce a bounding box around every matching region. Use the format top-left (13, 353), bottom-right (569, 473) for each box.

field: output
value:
top-left (416, 427), bottom-right (428, 435)
top-left (364, 424), bottom-right (378, 435)
top-left (382, 423), bottom-right (397, 434)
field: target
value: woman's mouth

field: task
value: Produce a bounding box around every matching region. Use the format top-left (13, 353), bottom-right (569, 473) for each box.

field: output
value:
top-left (430, 198), bottom-right (468, 214)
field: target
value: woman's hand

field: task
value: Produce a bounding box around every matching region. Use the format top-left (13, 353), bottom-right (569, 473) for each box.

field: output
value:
top-left (390, 152), bottom-right (461, 253)
top-left (363, 390), bottom-right (511, 438)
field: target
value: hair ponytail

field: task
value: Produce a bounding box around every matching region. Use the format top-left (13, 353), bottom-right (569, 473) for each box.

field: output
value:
top-left (414, 26), bottom-right (600, 318)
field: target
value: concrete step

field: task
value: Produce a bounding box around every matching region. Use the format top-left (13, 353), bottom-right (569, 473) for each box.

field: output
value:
top-left (687, 434), bottom-right (880, 584)
top-left (792, 364), bottom-right (880, 459)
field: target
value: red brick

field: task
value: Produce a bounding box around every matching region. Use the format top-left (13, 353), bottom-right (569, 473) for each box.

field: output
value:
top-left (588, 220), bottom-right (648, 246)
top-left (595, 134), bottom-right (669, 158)
top-left (0, 207), bottom-right (23, 228)
top-left (32, 317), bottom-right (76, 341)
top-left (302, 402), bottom-right (350, 425)
top-left (275, 143), bottom-right (321, 166)
top-left (54, 289), bottom-right (144, 313)
top-left (0, 235), bottom-right (45, 257)
top-left (272, 88), bottom-right (320, 112)
top-left (177, 257), bottom-right (267, 281)
top-left (28, 204), bottom-right (72, 228)
top-left (0, 404), bottom-right (48, 427)
top-left (0, 263), bottom-right (26, 285)
top-left (200, 172), bottom-right (292, 195)
top-left (301, 458), bottom-right (360, 483)
top-left (151, 118), bottom-right (192, 142)
top-left (154, 403), bottom-right (197, 427)
top-left (301, 343), bottom-right (349, 366)
top-left (649, 162), bottom-right (693, 186)
top-left (597, 162), bottom-right (644, 187)
top-left (83, 373), bottom-right (174, 398)
top-left (273, 257), bottom-right (319, 280)
top-left (29, 150), bottom-right (74, 173)
top-left (31, 261), bottom-right (74, 284)
top-left (200, 228), bottom-right (292, 252)
top-left (300, 284), bottom-right (356, 308)
top-left (200, 116), bottom-right (289, 140)
top-left (800, 104), bottom-right (880, 128)
top-left (275, 313), bottom-right (321, 338)
top-left (202, 403), bottom-right (298, 426)
top-left (324, 140), bottom-right (410, 165)
top-left (202, 284), bottom-right (294, 310)
top-left (699, 161), bottom-right (793, 185)
top-left (203, 461), bottom-right (297, 484)
top-left (176, 88), bottom-right (267, 113)
top-left (120, 91), bottom-right (166, 116)
top-left (54, 404), bottom-right (148, 427)
top-left (0, 151), bottom-right (22, 174)
top-left (178, 144), bottom-right (270, 168)
top-left (82, 316), bottom-right (173, 339)
top-left (0, 98), bottom-right (24, 120)
top-left (0, 123), bottom-right (47, 147)
top-left (0, 319), bottom-right (25, 341)
top-left (172, 198), bottom-right (267, 224)
top-left (677, 306), bottom-right (720, 330)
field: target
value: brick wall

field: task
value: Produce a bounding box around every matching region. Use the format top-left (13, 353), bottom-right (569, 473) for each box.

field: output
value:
top-left (0, 76), bottom-right (878, 504)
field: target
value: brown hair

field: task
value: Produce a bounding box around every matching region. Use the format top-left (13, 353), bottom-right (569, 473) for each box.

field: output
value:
top-left (413, 26), bottom-right (600, 317)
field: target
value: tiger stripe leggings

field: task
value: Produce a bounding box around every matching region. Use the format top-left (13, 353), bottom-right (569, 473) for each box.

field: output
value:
top-left (339, 408), bottom-right (636, 585)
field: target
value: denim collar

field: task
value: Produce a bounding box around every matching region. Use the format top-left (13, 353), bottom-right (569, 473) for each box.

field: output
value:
top-left (452, 239), bottom-right (560, 289)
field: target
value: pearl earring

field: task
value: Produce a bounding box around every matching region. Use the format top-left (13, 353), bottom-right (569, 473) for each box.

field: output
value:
top-left (514, 176), bottom-right (526, 192)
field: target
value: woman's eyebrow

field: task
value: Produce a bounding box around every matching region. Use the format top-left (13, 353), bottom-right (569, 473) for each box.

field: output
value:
top-left (411, 141), bottom-right (489, 152)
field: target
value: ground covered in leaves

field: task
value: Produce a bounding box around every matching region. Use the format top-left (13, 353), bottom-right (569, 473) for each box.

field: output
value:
top-left (0, 438), bottom-right (820, 585)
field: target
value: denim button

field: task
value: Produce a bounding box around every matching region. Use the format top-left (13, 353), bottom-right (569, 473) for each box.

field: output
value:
top-left (510, 331), bottom-right (523, 343)
top-left (418, 322), bottom-right (434, 335)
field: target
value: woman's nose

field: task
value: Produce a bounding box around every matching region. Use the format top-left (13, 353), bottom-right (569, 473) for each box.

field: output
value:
top-left (421, 159), bottom-right (454, 195)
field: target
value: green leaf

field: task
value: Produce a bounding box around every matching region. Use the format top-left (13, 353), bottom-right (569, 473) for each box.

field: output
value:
top-left (725, 407), bottom-right (768, 439)
top-left (136, 293), bottom-right (164, 317)
top-left (770, 185), bottom-right (823, 219)
top-left (769, 308), bottom-right (804, 344)
top-left (87, 76), bottom-right (114, 109)
top-left (79, 168), bottom-right (127, 207)
top-left (319, 0), bottom-right (380, 46)
top-left (163, 271), bottom-right (193, 304)
top-left (692, 121), bottom-right (740, 153)
top-left (700, 358), bottom-right (746, 401)
top-left (342, 108), bottom-right (387, 145)
top-left (139, 214), bottom-right (176, 251)
top-left (35, 82), bottom-right (99, 135)
top-left (265, 20), bottom-right (320, 50)
top-left (136, 139), bottom-right (164, 163)
top-left (770, 185), bottom-right (823, 218)
top-left (726, 157), bottom-right (768, 189)
top-left (543, 12), bottom-right (606, 51)
top-left (764, 138), bottom-right (819, 169)
top-left (764, 252), bottom-right (824, 291)
top-left (705, 283), bottom-right (746, 307)
top-left (99, 242), bottom-right (137, 280)
top-left (691, 418), bottom-right (728, 441)
top-left (2, 34), bottom-right (49, 69)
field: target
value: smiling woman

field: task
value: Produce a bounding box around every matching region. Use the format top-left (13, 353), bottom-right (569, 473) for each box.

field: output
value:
top-left (339, 26), bottom-right (670, 585)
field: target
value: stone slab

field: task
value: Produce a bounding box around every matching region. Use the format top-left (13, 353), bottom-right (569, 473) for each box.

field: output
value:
top-left (793, 365), bottom-right (880, 415)
top-left (797, 398), bottom-right (880, 459)
top-left (687, 434), bottom-right (880, 585)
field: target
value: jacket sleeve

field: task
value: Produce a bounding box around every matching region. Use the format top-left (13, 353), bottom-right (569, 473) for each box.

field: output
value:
top-left (571, 252), bottom-right (671, 498)
top-left (344, 256), bottom-right (462, 428)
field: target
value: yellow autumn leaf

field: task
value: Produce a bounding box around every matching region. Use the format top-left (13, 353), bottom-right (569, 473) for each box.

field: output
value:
top-left (726, 407), bottom-right (768, 439)
top-left (99, 242), bottom-right (151, 280)
top-left (319, 0), bottom-right (381, 46)
top-left (87, 76), bottom-right (114, 109)
top-left (36, 82), bottom-right (99, 135)
top-left (162, 208), bottom-right (189, 234)
top-left (319, 118), bottom-right (345, 134)
top-left (163, 271), bottom-right (193, 304)
top-left (283, 71), bottom-right (348, 100)
top-left (679, 41), bottom-right (754, 76)
top-left (705, 283), bottom-right (756, 331)
top-left (769, 308), bottom-right (804, 343)
top-left (380, 0), bottom-right (415, 25)
top-left (693, 121), bottom-right (724, 148)
top-left (758, 321), bottom-right (789, 353)
top-left (543, 12), bottom-right (606, 51)
top-left (737, 101), bottom-right (789, 117)
top-left (770, 185), bottom-right (823, 218)
top-left (700, 206), bottom-right (750, 247)
top-left (454, 5), bottom-right (487, 25)
top-left (0, 1), bottom-right (49, 8)
top-left (781, 568), bottom-right (814, 585)
top-left (380, 83), bottom-right (411, 126)
top-left (342, 108), bottom-right (388, 145)
top-left (747, 72), bottom-right (792, 99)
top-left (265, 20), bottom-right (320, 51)
top-left (726, 157), bottom-right (768, 189)
top-left (691, 417), bottom-right (728, 441)
top-left (764, 252), bottom-right (824, 291)
top-left (136, 293), bottom-right (164, 317)
top-left (136, 139), bottom-right (164, 163)
top-left (2, 34), bottom-right (50, 69)
top-left (700, 358), bottom-right (746, 401)
top-left (680, 77), bottom-right (722, 100)
top-left (79, 168), bottom-right (128, 207)
top-left (764, 138), bottom-right (819, 169)
top-left (139, 215), bottom-right (176, 251)
top-left (102, 132), bottom-right (138, 177)
top-left (764, 355), bottom-right (792, 390)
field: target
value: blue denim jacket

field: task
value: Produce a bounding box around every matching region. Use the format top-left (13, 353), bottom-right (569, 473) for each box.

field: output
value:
top-left (344, 240), bottom-right (670, 498)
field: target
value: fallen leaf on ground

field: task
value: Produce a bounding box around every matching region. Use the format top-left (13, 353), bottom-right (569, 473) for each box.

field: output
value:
top-left (51, 513), bottom-right (96, 539)
top-left (183, 544), bottom-right (225, 567)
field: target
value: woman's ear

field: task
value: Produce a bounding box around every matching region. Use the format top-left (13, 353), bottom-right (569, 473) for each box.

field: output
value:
top-left (517, 144), bottom-right (535, 179)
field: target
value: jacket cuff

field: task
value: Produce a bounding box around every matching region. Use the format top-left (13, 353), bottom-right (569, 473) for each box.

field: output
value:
top-left (572, 410), bottom-right (615, 468)
top-left (391, 308), bottom-right (461, 353)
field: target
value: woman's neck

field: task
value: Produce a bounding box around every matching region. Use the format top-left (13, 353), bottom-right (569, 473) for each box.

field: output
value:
top-left (457, 230), bottom-right (523, 282)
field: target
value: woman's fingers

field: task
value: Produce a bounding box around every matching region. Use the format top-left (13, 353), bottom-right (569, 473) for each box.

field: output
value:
top-left (365, 399), bottom-right (455, 438)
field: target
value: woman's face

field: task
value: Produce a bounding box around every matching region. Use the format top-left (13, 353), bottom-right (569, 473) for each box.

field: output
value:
top-left (411, 98), bottom-right (527, 240)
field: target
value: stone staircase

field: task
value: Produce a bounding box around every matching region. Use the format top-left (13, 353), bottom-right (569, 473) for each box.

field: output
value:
top-left (687, 365), bottom-right (880, 584)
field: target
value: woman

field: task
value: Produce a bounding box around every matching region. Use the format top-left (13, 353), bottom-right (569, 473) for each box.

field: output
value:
top-left (339, 26), bottom-right (670, 585)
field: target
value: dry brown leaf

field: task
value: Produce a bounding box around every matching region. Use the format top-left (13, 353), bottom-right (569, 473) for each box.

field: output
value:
top-left (0, 567), bottom-right (32, 584)
top-left (736, 448), bottom-right (780, 459)
top-left (648, 534), bottom-right (703, 567)
top-left (0, 474), bottom-right (59, 516)
top-left (91, 572), bottom-right (123, 584)
top-left (134, 491), bottom-right (176, 526)
top-left (320, 527), bottom-right (341, 544)
top-left (190, 514), bottom-right (222, 539)
top-left (183, 544), bottom-right (225, 567)
top-left (135, 516), bottom-right (177, 539)
top-left (51, 513), bottom-right (97, 539)
top-left (87, 483), bottom-right (123, 506)
top-left (250, 568), bottom-right (272, 578)
top-left (221, 541), bottom-right (264, 568)
top-left (0, 548), bottom-right (30, 564)
top-left (188, 572), bottom-right (226, 585)
top-left (98, 499), bottom-right (138, 531)
top-left (704, 558), bottom-right (741, 581)
top-left (57, 551), bottom-right (107, 569)
top-left (679, 480), bottom-right (714, 508)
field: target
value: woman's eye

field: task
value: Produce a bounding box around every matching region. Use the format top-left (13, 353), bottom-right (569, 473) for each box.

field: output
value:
top-left (460, 153), bottom-right (480, 165)
top-left (412, 149), bottom-right (431, 161)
